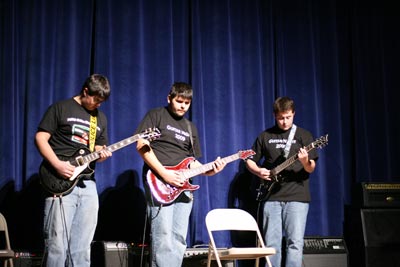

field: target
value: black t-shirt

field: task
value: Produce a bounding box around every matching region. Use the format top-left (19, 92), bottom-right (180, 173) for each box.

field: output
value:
top-left (37, 98), bottom-right (108, 158)
top-left (135, 107), bottom-right (202, 167)
top-left (251, 125), bottom-right (318, 202)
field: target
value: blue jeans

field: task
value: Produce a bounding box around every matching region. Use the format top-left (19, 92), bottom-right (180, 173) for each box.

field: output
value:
top-left (263, 201), bottom-right (309, 267)
top-left (147, 192), bottom-right (193, 267)
top-left (43, 180), bottom-right (99, 267)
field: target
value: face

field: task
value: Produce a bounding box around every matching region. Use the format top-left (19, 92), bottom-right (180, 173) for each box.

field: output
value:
top-left (275, 110), bottom-right (295, 131)
top-left (81, 88), bottom-right (105, 111)
top-left (167, 95), bottom-right (191, 117)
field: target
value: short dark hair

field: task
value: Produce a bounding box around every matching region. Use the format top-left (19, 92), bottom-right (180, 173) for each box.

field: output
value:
top-left (168, 82), bottom-right (193, 100)
top-left (81, 74), bottom-right (111, 100)
top-left (273, 97), bottom-right (295, 114)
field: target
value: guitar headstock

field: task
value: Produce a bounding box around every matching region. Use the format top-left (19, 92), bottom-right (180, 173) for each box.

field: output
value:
top-left (140, 127), bottom-right (161, 142)
top-left (238, 149), bottom-right (256, 160)
top-left (313, 134), bottom-right (328, 149)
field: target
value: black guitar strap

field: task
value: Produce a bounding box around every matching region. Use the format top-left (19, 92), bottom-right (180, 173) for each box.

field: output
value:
top-left (185, 119), bottom-right (196, 158)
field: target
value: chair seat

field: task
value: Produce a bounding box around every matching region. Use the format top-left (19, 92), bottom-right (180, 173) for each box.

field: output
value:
top-left (0, 249), bottom-right (14, 257)
top-left (212, 247), bottom-right (276, 260)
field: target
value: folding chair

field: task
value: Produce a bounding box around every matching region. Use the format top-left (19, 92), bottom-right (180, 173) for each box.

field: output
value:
top-left (205, 208), bottom-right (275, 267)
top-left (0, 213), bottom-right (14, 267)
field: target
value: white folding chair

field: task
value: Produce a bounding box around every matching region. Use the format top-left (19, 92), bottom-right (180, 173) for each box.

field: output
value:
top-left (0, 213), bottom-right (14, 267)
top-left (205, 208), bottom-right (275, 267)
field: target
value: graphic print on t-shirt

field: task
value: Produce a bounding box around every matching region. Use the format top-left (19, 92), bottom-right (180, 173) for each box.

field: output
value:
top-left (166, 124), bottom-right (189, 142)
top-left (66, 116), bottom-right (101, 146)
top-left (71, 124), bottom-right (90, 145)
top-left (269, 138), bottom-right (296, 149)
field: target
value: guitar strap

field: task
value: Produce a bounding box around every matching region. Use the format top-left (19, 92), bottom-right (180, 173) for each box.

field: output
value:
top-left (283, 124), bottom-right (296, 158)
top-left (89, 115), bottom-right (97, 152)
top-left (185, 119), bottom-right (196, 158)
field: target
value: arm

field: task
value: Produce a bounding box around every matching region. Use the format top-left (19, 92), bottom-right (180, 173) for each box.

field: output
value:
top-left (245, 159), bottom-right (271, 181)
top-left (136, 138), bottom-right (185, 187)
top-left (35, 131), bottom-right (75, 179)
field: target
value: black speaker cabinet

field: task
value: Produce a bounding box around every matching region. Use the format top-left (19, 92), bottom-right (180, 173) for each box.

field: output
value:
top-left (360, 209), bottom-right (400, 267)
top-left (91, 241), bottom-right (149, 267)
top-left (302, 237), bottom-right (348, 267)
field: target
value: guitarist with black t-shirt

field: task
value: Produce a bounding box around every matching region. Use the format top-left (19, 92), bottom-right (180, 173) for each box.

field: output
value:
top-left (246, 97), bottom-right (319, 267)
top-left (135, 82), bottom-right (227, 267)
top-left (35, 74), bottom-right (112, 267)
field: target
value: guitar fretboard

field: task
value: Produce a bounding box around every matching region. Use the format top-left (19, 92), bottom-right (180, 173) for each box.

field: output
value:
top-left (181, 153), bottom-right (241, 179)
top-left (82, 135), bottom-right (141, 164)
top-left (271, 134), bottom-right (328, 178)
top-left (272, 143), bottom-right (315, 176)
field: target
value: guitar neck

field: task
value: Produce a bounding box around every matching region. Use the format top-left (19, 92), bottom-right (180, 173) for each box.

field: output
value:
top-left (272, 142), bottom-right (315, 175)
top-left (182, 153), bottom-right (240, 179)
top-left (80, 134), bottom-right (141, 164)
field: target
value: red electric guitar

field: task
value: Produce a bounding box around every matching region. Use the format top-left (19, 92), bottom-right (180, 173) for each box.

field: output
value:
top-left (146, 149), bottom-right (255, 205)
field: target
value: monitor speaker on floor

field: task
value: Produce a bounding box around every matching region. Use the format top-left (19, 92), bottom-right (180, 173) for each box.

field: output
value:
top-left (360, 208), bottom-right (400, 267)
top-left (301, 237), bottom-right (348, 267)
top-left (90, 241), bottom-right (149, 267)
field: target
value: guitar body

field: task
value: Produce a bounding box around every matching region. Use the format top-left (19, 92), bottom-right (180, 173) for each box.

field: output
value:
top-left (39, 147), bottom-right (94, 196)
top-left (146, 150), bottom-right (256, 205)
top-left (146, 157), bottom-right (200, 205)
top-left (38, 128), bottom-right (161, 196)
top-left (256, 175), bottom-right (282, 202)
top-left (255, 134), bottom-right (329, 202)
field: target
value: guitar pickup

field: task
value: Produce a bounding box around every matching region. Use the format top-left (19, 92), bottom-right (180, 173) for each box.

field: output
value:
top-left (75, 156), bottom-right (85, 166)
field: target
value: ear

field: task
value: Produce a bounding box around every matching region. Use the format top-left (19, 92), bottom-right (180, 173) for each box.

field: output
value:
top-left (167, 94), bottom-right (171, 104)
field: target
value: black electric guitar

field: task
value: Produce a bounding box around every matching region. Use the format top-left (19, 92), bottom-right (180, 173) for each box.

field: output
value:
top-left (147, 149), bottom-right (256, 205)
top-left (39, 128), bottom-right (161, 196)
top-left (256, 134), bottom-right (328, 202)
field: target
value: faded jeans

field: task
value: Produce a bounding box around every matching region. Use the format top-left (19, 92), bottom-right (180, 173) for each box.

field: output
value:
top-left (263, 201), bottom-right (309, 267)
top-left (43, 180), bottom-right (99, 267)
top-left (147, 191), bottom-right (193, 267)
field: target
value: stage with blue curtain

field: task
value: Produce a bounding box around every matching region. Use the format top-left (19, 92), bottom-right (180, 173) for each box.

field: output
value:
top-left (1, 0), bottom-right (399, 260)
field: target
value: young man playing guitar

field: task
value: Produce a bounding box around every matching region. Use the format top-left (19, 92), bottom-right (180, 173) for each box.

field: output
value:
top-left (35, 74), bottom-right (112, 267)
top-left (246, 97), bottom-right (319, 267)
top-left (135, 82), bottom-right (226, 267)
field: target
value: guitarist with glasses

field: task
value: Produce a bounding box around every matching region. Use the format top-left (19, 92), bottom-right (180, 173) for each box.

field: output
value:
top-left (35, 74), bottom-right (112, 267)
top-left (135, 82), bottom-right (226, 267)
top-left (246, 97), bottom-right (318, 267)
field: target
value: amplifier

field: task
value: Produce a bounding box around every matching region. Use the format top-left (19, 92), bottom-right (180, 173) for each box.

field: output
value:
top-left (90, 241), bottom-right (149, 267)
top-left (302, 237), bottom-right (348, 267)
top-left (14, 251), bottom-right (43, 267)
top-left (355, 182), bottom-right (400, 208)
top-left (183, 247), bottom-right (235, 267)
top-left (303, 237), bottom-right (347, 254)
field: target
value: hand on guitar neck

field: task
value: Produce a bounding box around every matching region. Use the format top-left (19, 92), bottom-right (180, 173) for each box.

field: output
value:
top-left (160, 157), bottom-right (226, 188)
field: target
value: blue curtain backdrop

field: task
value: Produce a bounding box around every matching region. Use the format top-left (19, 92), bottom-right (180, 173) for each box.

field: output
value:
top-left (1, 0), bottom-right (399, 252)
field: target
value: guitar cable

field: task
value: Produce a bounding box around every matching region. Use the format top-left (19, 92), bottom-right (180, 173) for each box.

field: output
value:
top-left (139, 206), bottom-right (149, 267)
top-left (59, 196), bottom-right (75, 267)
top-left (41, 195), bottom-right (74, 267)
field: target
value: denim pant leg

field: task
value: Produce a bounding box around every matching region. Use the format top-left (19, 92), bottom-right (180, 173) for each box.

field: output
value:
top-left (148, 192), bottom-right (193, 267)
top-left (69, 181), bottom-right (99, 267)
top-left (282, 202), bottom-right (309, 267)
top-left (43, 181), bottom-right (98, 267)
top-left (263, 201), bottom-right (284, 267)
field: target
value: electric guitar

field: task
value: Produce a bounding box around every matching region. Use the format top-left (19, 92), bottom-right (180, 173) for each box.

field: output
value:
top-left (256, 134), bottom-right (328, 202)
top-left (147, 149), bottom-right (256, 205)
top-left (39, 127), bottom-right (161, 196)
